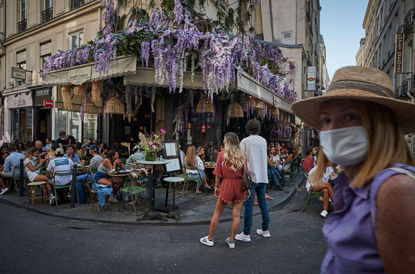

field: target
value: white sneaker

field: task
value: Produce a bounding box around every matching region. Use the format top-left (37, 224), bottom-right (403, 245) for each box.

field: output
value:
top-left (320, 210), bottom-right (328, 218)
top-left (200, 236), bottom-right (214, 247)
top-left (0, 187), bottom-right (8, 195)
top-left (256, 229), bottom-right (271, 238)
top-left (49, 194), bottom-right (56, 205)
top-left (225, 237), bottom-right (235, 249)
top-left (235, 233), bottom-right (251, 243)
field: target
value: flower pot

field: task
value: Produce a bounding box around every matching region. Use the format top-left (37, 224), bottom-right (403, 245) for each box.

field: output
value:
top-left (145, 151), bottom-right (157, 161)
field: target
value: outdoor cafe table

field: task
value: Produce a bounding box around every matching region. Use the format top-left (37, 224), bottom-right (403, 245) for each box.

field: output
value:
top-left (136, 159), bottom-right (168, 221)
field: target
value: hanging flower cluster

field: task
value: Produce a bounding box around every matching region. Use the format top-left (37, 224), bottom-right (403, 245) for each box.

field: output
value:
top-left (43, 0), bottom-right (297, 103)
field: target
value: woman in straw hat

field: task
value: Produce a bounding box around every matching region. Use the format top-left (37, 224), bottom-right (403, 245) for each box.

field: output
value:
top-left (291, 66), bottom-right (415, 273)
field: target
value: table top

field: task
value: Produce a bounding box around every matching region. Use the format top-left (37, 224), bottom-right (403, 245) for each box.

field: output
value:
top-left (136, 160), bottom-right (169, 165)
top-left (164, 176), bottom-right (185, 183)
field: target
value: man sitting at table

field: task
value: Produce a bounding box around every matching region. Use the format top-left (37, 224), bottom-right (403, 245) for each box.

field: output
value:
top-left (76, 145), bottom-right (104, 203)
top-left (46, 148), bottom-right (74, 204)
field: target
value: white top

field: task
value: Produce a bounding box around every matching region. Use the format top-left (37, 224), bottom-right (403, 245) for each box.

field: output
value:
top-left (47, 157), bottom-right (74, 186)
top-left (186, 156), bottom-right (204, 174)
top-left (272, 155), bottom-right (280, 165)
top-left (306, 166), bottom-right (334, 192)
top-left (240, 135), bottom-right (268, 184)
top-left (24, 158), bottom-right (40, 182)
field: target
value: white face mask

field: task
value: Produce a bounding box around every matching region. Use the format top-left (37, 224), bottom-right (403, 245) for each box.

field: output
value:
top-left (319, 126), bottom-right (369, 167)
top-left (32, 156), bottom-right (38, 160)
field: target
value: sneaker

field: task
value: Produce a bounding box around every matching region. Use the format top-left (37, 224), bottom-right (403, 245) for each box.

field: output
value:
top-left (0, 187), bottom-right (8, 195)
top-left (200, 236), bottom-right (214, 247)
top-left (235, 233), bottom-right (251, 243)
top-left (256, 229), bottom-right (271, 238)
top-left (320, 210), bottom-right (328, 218)
top-left (225, 237), bottom-right (235, 249)
top-left (49, 194), bottom-right (56, 205)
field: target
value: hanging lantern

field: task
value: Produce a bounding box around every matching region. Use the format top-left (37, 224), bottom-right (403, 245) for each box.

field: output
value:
top-left (91, 80), bottom-right (103, 106)
top-left (229, 102), bottom-right (244, 118)
top-left (196, 95), bottom-right (214, 113)
top-left (85, 100), bottom-right (102, 114)
top-left (254, 98), bottom-right (264, 111)
top-left (61, 85), bottom-right (72, 110)
top-left (104, 96), bottom-right (124, 115)
top-left (272, 107), bottom-right (280, 119)
top-left (73, 84), bottom-right (86, 97)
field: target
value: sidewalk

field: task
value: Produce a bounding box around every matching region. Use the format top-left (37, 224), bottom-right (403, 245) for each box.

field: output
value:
top-left (0, 171), bottom-right (305, 225)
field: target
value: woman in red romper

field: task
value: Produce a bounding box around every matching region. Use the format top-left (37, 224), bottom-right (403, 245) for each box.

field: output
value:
top-left (200, 132), bottom-right (249, 249)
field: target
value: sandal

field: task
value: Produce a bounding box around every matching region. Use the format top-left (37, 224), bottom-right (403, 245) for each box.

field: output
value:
top-left (265, 194), bottom-right (274, 200)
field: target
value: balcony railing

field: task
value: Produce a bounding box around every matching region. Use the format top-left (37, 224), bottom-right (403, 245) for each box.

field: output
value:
top-left (71, 0), bottom-right (85, 10)
top-left (17, 19), bottom-right (27, 33)
top-left (396, 73), bottom-right (415, 98)
top-left (41, 7), bottom-right (53, 23)
top-left (403, 9), bottom-right (414, 34)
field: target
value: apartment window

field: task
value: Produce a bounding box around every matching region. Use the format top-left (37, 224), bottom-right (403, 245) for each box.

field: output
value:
top-left (69, 30), bottom-right (83, 50)
top-left (17, 0), bottom-right (27, 33)
top-left (71, 0), bottom-right (85, 10)
top-left (40, 41), bottom-right (52, 70)
top-left (41, 0), bottom-right (53, 23)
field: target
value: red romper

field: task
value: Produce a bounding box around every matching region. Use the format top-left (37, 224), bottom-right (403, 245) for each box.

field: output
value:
top-left (213, 151), bottom-right (248, 204)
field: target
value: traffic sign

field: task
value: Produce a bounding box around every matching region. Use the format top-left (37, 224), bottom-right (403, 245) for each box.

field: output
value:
top-left (43, 100), bottom-right (54, 108)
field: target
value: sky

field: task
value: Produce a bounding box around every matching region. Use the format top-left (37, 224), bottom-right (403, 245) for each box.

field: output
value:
top-left (320, 0), bottom-right (369, 81)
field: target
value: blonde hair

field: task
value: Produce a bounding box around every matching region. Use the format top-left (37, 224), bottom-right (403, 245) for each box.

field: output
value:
top-left (222, 132), bottom-right (245, 171)
top-left (185, 145), bottom-right (197, 168)
top-left (312, 101), bottom-right (415, 188)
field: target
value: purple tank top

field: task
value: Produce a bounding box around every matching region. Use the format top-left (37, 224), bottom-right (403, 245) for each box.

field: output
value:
top-left (321, 163), bottom-right (415, 274)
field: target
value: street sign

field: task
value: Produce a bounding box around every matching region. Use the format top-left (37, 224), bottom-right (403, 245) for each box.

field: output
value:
top-left (43, 100), bottom-right (54, 108)
top-left (11, 67), bottom-right (26, 80)
top-left (307, 66), bottom-right (316, 91)
top-left (395, 33), bottom-right (404, 73)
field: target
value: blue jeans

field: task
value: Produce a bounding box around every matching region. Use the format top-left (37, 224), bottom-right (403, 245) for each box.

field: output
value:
top-left (268, 167), bottom-right (282, 186)
top-left (76, 174), bottom-right (93, 203)
top-left (243, 183), bottom-right (270, 235)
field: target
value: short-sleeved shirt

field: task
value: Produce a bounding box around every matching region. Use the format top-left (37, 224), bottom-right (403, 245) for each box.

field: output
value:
top-left (89, 154), bottom-right (104, 167)
top-left (240, 135), bottom-right (268, 183)
top-left (47, 157), bottom-right (74, 186)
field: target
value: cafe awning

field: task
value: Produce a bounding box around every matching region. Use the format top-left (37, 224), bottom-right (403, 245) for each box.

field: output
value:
top-left (237, 71), bottom-right (292, 114)
top-left (43, 55), bottom-right (137, 85)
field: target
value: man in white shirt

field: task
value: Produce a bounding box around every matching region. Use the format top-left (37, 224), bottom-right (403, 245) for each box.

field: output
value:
top-left (236, 119), bottom-right (271, 243)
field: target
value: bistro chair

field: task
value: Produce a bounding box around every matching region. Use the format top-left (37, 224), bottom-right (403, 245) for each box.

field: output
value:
top-left (8, 165), bottom-right (29, 193)
top-left (120, 174), bottom-right (147, 215)
top-left (88, 167), bottom-right (112, 212)
top-left (181, 165), bottom-right (203, 195)
top-left (27, 181), bottom-right (48, 205)
top-left (302, 173), bottom-right (322, 212)
top-left (51, 170), bottom-right (79, 208)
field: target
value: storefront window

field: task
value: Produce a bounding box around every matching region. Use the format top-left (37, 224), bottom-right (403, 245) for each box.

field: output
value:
top-left (69, 112), bottom-right (81, 141)
top-left (83, 113), bottom-right (98, 142)
top-left (55, 109), bottom-right (67, 139)
top-left (12, 107), bottom-right (32, 142)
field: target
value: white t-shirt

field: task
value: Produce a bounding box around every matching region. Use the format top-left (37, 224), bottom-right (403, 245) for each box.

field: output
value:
top-left (186, 156), bottom-right (204, 174)
top-left (24, 158), bottom-right (40, 182)
top-left (47, 157), bottom-right (74, 186)
top-left (306, 166), bottom-right (334, 192)
top-left (240, 135), bottom-right (268, 183)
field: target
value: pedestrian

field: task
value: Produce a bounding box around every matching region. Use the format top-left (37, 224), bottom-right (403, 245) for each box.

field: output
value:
top-left (235, 119), bottom-right (271, 243)
top-left (291, 66), bottom-right (415, 273)
top-left (200, 132), bottom-right (248, 248)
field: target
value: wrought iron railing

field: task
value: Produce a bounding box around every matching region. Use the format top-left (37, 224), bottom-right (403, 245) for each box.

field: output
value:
top-left (71, 0), bottom-right (85, 10)
top-left (41, 7), bottom-right (53, 23)
top-left (17, 19), bottom-right (27, 33)
top-left (403, 9), bottom-right (414, 33)
top-left (396, 73), bottom-right (415, 98)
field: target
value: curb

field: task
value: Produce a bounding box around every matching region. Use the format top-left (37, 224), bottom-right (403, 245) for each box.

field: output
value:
top-left (0, 173), bottom-right (305, 226)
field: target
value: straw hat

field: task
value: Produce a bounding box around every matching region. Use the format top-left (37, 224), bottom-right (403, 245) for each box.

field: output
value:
top-left (291, 66), bottom-right (415, 134)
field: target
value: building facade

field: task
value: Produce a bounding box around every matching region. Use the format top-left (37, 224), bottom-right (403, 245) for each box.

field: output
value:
top-left (358, 0), bottom-right (415, 150)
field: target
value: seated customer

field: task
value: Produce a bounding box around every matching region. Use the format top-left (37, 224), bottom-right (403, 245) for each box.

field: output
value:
top-left (1, 144), bottom-right (25, 193)
top-left (94, 150), bottom-right (124, 203)
top-left (76, 145), bottom-right (104, 203)
top-left (185, 145), bottom-right (210, 194)
top-left (302, 148), bottom-right (315, 173)
top-left (267, 147), bottom-right (283, 191)
top-left (64, 145), bottom-right (81, 164)
top-left (46, 148), bottom-right (74, 205)
top-left (307, 160), bottom-right (335, 218)
top-left (24, 147), bottom-right (50, 200)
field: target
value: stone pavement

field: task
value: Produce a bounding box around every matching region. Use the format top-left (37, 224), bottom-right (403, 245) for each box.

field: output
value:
top-left (0, 171), bottom-right (305, 225)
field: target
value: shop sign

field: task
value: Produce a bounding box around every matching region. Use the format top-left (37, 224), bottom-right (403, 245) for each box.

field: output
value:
top-left (4, 91), bottom-right (33, 109)
top-left (11, 67), bottom-right (26, 80)
top-left (35, 88), bottom-right (50, 96)
top-left (395, 33), bottom-right (404, 73)
top-left (307, 66), bottom-right (316, 91)
top-left (237, 72), bottom-right (274, 105)
top-left (68, 67), bottom-right (91, 82)
top-left (43, 100), bottom-right (54, 108)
